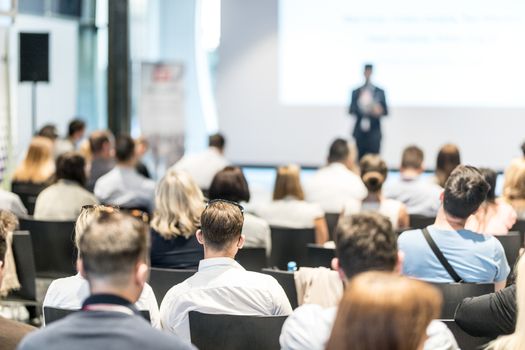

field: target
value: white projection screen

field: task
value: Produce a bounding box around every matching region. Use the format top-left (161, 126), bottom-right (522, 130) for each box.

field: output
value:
top-left (216, 0), bottom-right (525, 169)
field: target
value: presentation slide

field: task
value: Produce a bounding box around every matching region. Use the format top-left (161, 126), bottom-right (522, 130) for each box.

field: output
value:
top-left (279, 0), bottom-right (525, 107)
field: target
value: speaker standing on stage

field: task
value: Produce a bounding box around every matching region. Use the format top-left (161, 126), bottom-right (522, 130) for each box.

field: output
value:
top-left (349, 64), bottom-right (388, 159)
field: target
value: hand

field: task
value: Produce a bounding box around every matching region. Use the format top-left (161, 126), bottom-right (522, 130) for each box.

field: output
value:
top-left (372, 104), bottom-right (384, 117)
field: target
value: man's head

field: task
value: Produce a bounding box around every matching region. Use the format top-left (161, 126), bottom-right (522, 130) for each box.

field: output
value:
top-left (196, 200), bottom-right (244, 257)
top-left (77, 211), bottom-right (149, 301)
top-left (115, 134), bottom-right (136, 165)
top-left (37, 124), bottom-right (58, 141)
top-left (0, 211), bottom-right (18, 288)
top-left (68, 118), bottom-right (86, 142)
top-left (442, 165), bottom-right (490, 219)
top-left (327, 139), bottom-right (352, 167)
top-left (333, 212), bottom-right (399, 281)
top-left (364, 64), bottom-right (373, 81)
top-left (209, 133), bottom-right (226, 152)
top-left (401, 145), bottom-right (424, 173)
top-left (89, 130), bottom-right (113, 158)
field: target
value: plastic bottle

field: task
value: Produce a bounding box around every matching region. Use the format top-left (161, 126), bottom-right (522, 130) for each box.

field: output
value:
top-left (287, 261), bottom-right (297, 272)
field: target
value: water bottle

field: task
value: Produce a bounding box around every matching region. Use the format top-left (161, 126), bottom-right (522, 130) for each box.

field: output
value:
top-left (287, 261), bottom-right (297, 272)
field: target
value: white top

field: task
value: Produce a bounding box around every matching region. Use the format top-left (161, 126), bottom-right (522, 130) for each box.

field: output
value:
top-left (94, 166), bottom-right (156, 212)
top-left (0, 189), bottom-right (27, 217)
top-left (172, 147), bottom-right (229, 190)
top-left (280, 304), bottom-right (459, 350)
top-left (34, 180), bottom-right (98, 221)
top-left (160, 257), bottom-right (292, 341)
top-left (343, 198), bottom-right (403, 230)
top-left (304, 163), bottom-right (368, 213)
top-left (242, 213), bottom-right (272, 255)
top-left (253, 197), bottom-right (324, 229)
top-left (43, 273), bottom-right (161, 328)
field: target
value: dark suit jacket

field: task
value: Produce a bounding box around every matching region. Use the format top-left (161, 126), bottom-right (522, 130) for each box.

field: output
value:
top-left (455, 284), bottom-right (516, 339)
top-left (349, 85), bottom-right (388, 136)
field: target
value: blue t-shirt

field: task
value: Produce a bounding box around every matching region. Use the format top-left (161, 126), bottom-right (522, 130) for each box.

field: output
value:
top-left (398, 225), bottom-right (510, 283)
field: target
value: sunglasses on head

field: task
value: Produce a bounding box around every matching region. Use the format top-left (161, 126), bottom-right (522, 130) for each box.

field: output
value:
top-left (81, 204), bottom-right (149, 223)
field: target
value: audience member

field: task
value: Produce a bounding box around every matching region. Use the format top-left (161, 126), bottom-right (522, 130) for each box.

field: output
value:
top-left (279, 212), bottom-right (457, 350)
top-left (435, 143), bottom-right (461, 187)
top-left (0, 189), bottom-right (27, 218)
top-left (325, 272), bottom-right (441, 350)
top-left (342, 155), bottom-right (409, 230)
top-left (304, 138), bottom-right (367, 213)
top-left (54, 118), bottom-right (86, 157)
top-left (253, 164), bottom-right (329, 244)
top-left (466, 168), bottom-right (517, 234)
top-left (34, 152), bottom-right (98, 220)
top-left (502, 159), bottom-right (525, 219)
top-left (43, 205), bottom-right (160, 328)
top-left (384, 145), bottom-right (442, 217)
top-left (86, 130), bottom-right (115, 192)
top-left (172, 133), bottom-right (229, 190)
top-left (21, 211), bottom-right (193, 350)
top-left (150, 170), bottom-right (205, 269)
top-left (209, 166), bottom-right (271, 254)
top-left (37, 124), bottom-right (59, 141)
top-left (0, 211), bottom-right (36, 350)
top-left (160, 200), bottom-right (292, 341)
top-left (12, 136), bottom-right (54, 185)
top-left (94, 134), bottom-right (155, 212)
top-left (399, 165), bottom-right (509, 289)
top-left (135, 137), bottom-right (151, 179)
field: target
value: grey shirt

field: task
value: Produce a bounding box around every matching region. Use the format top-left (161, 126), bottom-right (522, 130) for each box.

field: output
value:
top-left (384, 175), bottom-right (442, 217)
top-left (0, 189), bottom-right (27, 218)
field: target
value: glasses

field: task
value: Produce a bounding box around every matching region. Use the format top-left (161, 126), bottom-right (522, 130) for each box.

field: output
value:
top-left (80, 204), bottom-right (149, 223)
top-left (206, 199), bottom-right (244, 215)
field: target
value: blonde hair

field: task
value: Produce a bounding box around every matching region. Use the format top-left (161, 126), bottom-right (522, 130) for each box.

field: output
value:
top-left (326, 272), bottom-right (441, 350)
top-left (13, 136), bottom-right (54, 183)
top-left (151, 170), bottom-right (205, 239)
top-left (486, 255), bottom-right (525, 350)
top-left (503, 159), bottom-right (525, 201)
top-left (75, 205), bottom-right (119, 249)
top-left (273, 164), bottom-right (304, 201)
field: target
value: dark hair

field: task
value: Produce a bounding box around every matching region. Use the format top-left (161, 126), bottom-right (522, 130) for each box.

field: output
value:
top-left (364, 64), bottom-right (373, 71)
top-left (521, 141), bottom-right (525, 157)
top-left (115, 134), bottom-right (135, 162)
top-left (0, 211), bottom-right (18, 264)
top-left (328, 139), bottom-right (350, 163)
top-left (200, 201), bottom-right (244, 251)
top-left (443, 165), bottom-right (489, 219)
top-left (56, 152), bottom-right (87, 186)
top-left (209, 166), bottom-right (250, 203)
top-left (68, 118), bottom-right (86, 137)
top-left (401, 145), bottom-right (424, 169)
top-left (89, 130), bottom-right (111, 154)
top-left (360, 155), bottom-right (387, 193)
top-left (37, 124), bottom-right (58, 140)
top-left (209, 133), bottom-right (226, 150)
top-left (436, 144), bottom-right (461, 187)
top-left (335, 212), bottom-right (397, 279)
top-left (479, 168), bottom-right (497, 202)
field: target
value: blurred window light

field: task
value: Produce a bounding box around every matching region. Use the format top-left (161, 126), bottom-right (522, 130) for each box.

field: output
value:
top-left (199, 0), bottom-right (221, 51)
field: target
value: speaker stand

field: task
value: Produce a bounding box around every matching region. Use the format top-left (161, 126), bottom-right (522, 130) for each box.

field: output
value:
top-left (31, 81), bottom-right (37, 134)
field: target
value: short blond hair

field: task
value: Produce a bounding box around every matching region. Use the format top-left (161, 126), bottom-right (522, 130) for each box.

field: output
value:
top-left (273, 164), bottom-right (304, 201)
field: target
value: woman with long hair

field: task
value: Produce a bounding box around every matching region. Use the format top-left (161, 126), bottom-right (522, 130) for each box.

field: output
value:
top-left (12, 136), bottom-right (55, 184)
top-left (435, 144), bottom-right (461, 188)
top-left (326, 272), bottom-right (441, 350)
top-left (502, 159), bottom-right (525, 219)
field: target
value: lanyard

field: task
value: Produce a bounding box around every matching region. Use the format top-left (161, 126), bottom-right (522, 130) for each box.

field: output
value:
top-left (82, 303), bottom-right (135, 316)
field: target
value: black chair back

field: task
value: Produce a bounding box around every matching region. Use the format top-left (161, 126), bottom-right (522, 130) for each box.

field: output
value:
top-left (494, 232), bottom-right (521, 271)
top-left (149, 267), bottom-right (196, 305)
top-left (5, 231), bottom-right (37, 304)
top-left (408, 214), bottom-right (435, 229)
top-left (11, 182), bottom-right (47, 216)
top-left (261, 268), bottom-right (298, 309)
top-left (189, 311), bottom-right (288, 350)
top-left (306, 244), bottom-right (335, 268)
top-left (432, 283), bottom-right (494, 319)
top-left (19, 219), bottom-right (76, 278)
top-left (235, 247), bottom-right (268, 271)
top-left (269, 226), bottom-right (315, 269)
top-left (324, 213), bottom-right (340, 241)
top-left (441, 319), bottom-right (491, 350)
top-left (44, 307), bottom-right (150, 325)
top-left (511, 219), bottom-right (525, 245)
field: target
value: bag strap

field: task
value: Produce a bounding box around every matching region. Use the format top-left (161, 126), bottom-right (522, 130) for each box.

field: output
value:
top-left (421, 227), bottom-right (463, 283)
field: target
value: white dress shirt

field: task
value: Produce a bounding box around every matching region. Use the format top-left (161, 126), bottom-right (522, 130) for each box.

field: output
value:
top-left (160, 257), bottom-right (292, 341)
top-left (0, 189), bottom-right (28, 217)
top-left (304, 163), bottom-right (368, 213)
top-left (172, 147), bottom-right (229, 190)
top-left (280, 304), bottom-right (459, 350)
top-left (43, 274), bottom-right (161, 328)
top-left (253, 197), bottom-right (324, 229)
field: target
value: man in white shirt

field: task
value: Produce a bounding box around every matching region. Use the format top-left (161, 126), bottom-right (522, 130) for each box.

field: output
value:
top-left (384, 145), bottom-right (442, 217)
top-left (305, 138), bottom-right (367, 213)
top-left (279, 212), bottom-right (459, 350)
top-left (172, 133), bottom-right (229, 191)
top-left (160, 200), bottom-right (292, 341)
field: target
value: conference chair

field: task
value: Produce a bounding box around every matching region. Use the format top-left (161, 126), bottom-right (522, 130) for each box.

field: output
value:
top-left (261, 268), bottom-right (298, 309)
top-left (324, 213), bottom-right (340, 241)
top-left (235, 247), bottom-right (268, 271)
top-left (408, 214), bottom-right (435, 229)
top-left (441, 320), bottom-right (492, 350)
top-left (510, 219), bottom-right (525, 245)
top-left (494, 232), bottom-right (521, 271)
top-left (11, 182), bottom-right (47, 216)
top-left (43, 307), bottom-right (151, 325)
top-left (148, 267), bottom-right (196, 305)
top-left (431, 283), bottom-right (494, 319)
top-left (269, 226), bottom-right (315, 270)
top-left (189, 311), bottom-right (288, 350)
top-left (19, 219), bottom-right (77, 278)
top-left (306, 244), bottom-right (335, 268)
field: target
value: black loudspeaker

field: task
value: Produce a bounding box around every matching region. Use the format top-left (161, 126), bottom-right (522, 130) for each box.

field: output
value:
top-left (19, 33), bottom-right (50, 82)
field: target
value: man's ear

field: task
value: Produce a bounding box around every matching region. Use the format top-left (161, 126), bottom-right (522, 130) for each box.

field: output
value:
top-left (395, 250), bottom-right (405, 275)
top-left (237, 234), bottom-right (245, 249)
top-left (439, 191), bottom-right (444, 202)
top-left (331, 257), bottom-right (347, 281)
top-left (135, 262), bottom-right (148, 287)
top-left (77, 259), bottom-right (87, 279)
top-left (196, 229), bottom-right (205, 245)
